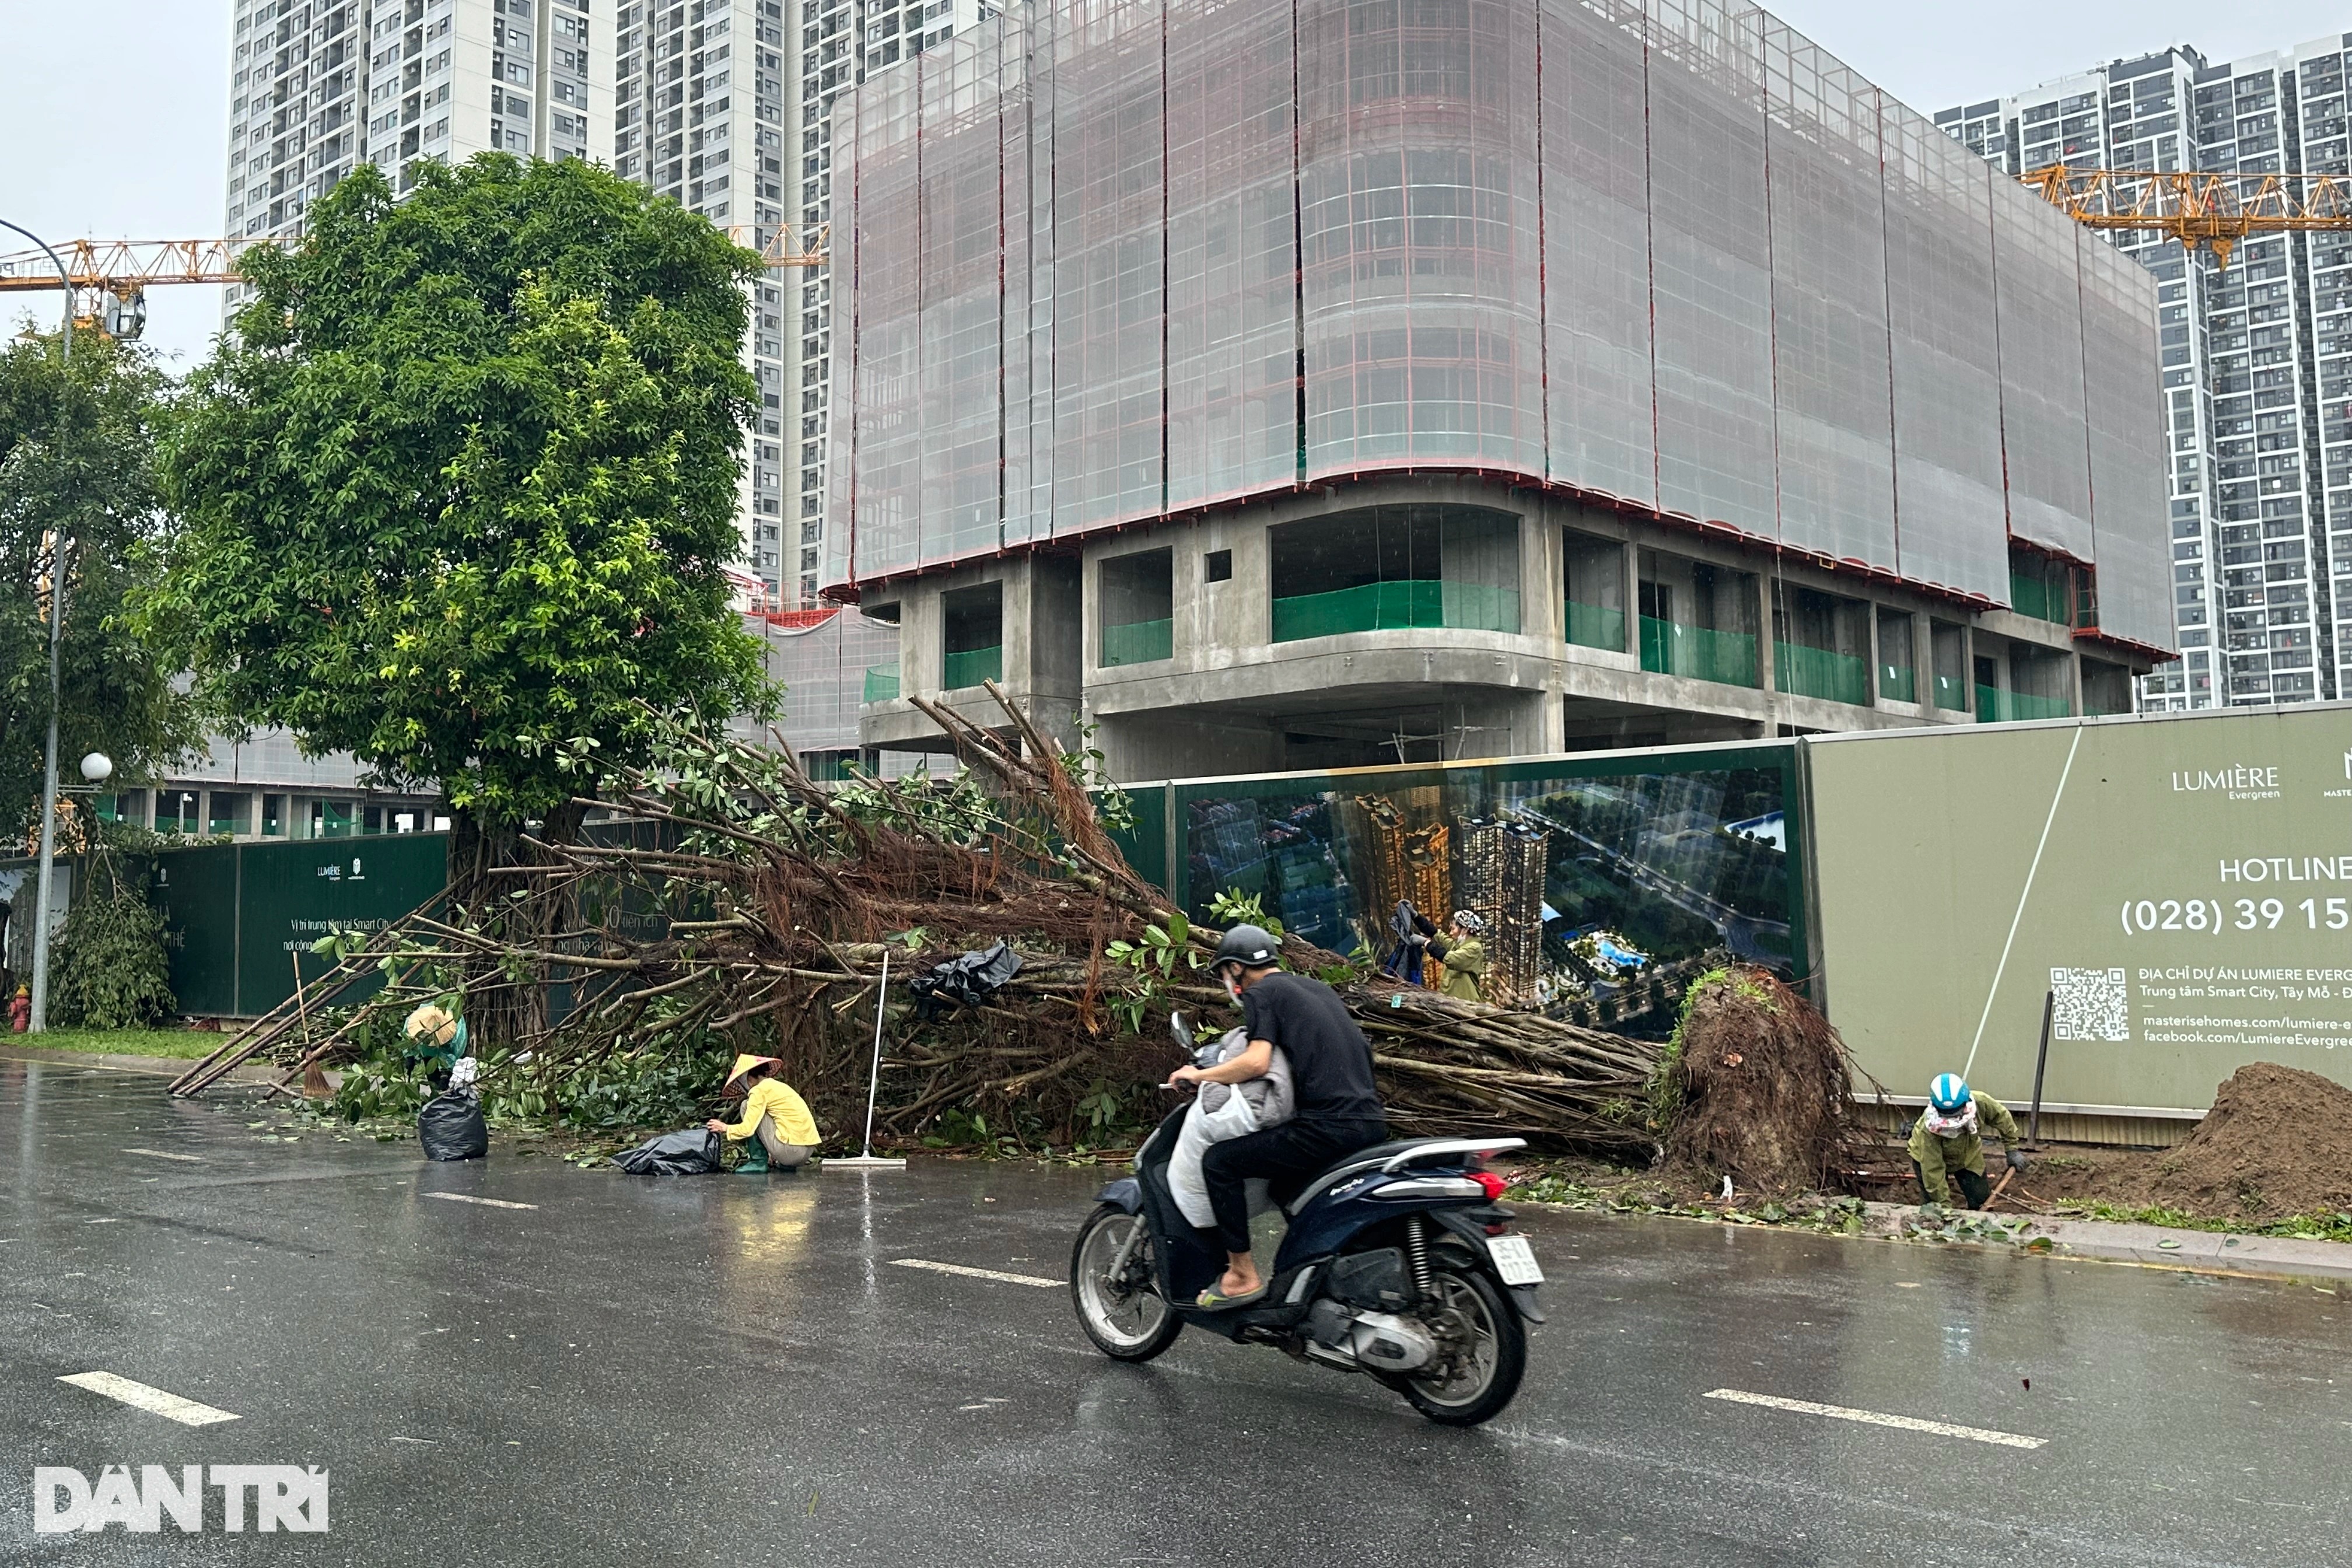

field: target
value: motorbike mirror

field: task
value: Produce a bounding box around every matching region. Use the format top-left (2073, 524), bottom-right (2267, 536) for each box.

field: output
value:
top-left (1170, 1010), bottom-right (1194, 1049)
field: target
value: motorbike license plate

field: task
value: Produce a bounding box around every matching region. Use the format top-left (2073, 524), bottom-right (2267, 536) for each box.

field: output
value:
top-left (1486, 1234), bottom-right (1543, 1286)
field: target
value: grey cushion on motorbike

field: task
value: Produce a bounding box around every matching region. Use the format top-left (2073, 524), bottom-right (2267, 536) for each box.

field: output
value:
top-left (1198, 1046), bottom-right (1295, 1125)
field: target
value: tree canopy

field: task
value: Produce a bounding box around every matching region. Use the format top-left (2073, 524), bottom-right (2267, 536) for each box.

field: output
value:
top-left (152, 154), bottom-right (772, 837)
top-left (0, 331), bottom-right (196, 837)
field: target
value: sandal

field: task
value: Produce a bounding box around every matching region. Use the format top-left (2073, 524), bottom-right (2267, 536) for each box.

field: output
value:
top-left (1195, 1282), bottom-right (1269, 1310)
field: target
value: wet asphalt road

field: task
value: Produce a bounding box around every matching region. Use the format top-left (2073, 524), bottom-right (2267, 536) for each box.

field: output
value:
top-left (3, 1056), bottom-right (2348, 1567)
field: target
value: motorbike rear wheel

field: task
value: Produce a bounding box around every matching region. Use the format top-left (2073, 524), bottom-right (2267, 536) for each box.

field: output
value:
top-left (1393, 1266), bottom-right (1525, 1426)
top-left (1070, 1204), bottom-right (1182, 1362)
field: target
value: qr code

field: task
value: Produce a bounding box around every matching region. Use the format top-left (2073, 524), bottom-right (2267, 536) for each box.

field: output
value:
top-left (2051, 967), bottom-right (2130, 1042)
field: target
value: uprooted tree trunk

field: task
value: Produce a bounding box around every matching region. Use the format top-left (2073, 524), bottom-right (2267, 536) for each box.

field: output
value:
top-left (1659, 966), bottom-right (1881, 1195)
top-left (444, 798), bottom-right (592, 1048)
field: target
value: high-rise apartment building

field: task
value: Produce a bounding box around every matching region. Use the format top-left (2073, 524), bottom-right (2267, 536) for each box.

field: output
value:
top-left (611, 0), bottom-right (795, 591)
top-left (222, 0), bottom-right (982, 607)
top-left (224, 0), bottom-right (610, 314)
top-left (607, 0), bottom-right (988, 605)
top-left (784, 0), bottom-right (990, 607)
top-left (1939, 36), bottom-right (2352, 710)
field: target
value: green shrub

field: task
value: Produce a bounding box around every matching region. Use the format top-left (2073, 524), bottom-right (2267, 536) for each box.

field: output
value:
top-left (48, 860), bottom-right (177, 1028)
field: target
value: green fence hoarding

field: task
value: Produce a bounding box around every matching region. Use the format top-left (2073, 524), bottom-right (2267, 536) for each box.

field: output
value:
top-left (146, 834), bottom-right (451, 1017)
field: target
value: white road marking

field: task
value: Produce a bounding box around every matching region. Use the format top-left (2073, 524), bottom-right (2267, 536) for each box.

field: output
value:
top-left (1703, 1388), bottom-right (2045, 1450)
top-left (124, 1147), bottom-right (204, 1163)
top-left (58, 1372), bottom-right (240, 1427)
top-left (424, 1192), bottom-right (538, 1210)
top-left (891, 1257), bottom-right (1061, 1289)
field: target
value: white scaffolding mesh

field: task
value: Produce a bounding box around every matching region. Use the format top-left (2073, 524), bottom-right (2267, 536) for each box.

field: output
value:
top-left (821, 0), bottom-right (2169, 652)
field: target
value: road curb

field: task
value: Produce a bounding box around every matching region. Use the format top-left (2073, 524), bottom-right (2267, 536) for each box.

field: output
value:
top-left (0, 1045), bottom-right (279, 1085)
top-left (1856, 1199), bottom-right (2352, 1286)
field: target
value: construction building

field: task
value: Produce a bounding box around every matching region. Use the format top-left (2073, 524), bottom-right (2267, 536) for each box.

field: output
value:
top-left (824, 0), bottom-right (2175, 780)
top-left (93, 736), bottom-right (446, 843)
top-left (1938, 35), bottom-right (2352, 711)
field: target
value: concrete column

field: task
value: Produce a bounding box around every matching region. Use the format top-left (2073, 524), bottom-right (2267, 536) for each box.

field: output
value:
top-left (1522, 506), bottom-right (1559, 645)
top-left (1866, 602), bottom-right (1883, 707)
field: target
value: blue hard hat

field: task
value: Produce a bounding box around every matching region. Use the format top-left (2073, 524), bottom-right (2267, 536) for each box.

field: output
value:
top-left (1929, 1073), bottom-right (1971, 1114)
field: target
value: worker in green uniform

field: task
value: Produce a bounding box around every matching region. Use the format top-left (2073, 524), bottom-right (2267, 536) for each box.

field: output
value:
top-left (403, 1002), bottom-right (468, 1093)
top-left (1909, 1072), bottom-right (2027, 1208)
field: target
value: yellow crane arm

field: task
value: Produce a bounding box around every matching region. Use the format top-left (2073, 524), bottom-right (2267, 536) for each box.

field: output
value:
top-left (2022, 164), bottom-right (2352, 271)
top-left (0, 222), bottom-right (825, 295)
top-left (0, 238), bottom-right (257, 292)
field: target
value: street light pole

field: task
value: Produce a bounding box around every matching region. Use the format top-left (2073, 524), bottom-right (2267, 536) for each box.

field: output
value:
top-left (1, 218), bottom-right (75, 1032)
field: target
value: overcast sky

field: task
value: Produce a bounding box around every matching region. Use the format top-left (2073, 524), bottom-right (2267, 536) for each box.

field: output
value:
top-left (2, 1), bottom-right (2348, 372)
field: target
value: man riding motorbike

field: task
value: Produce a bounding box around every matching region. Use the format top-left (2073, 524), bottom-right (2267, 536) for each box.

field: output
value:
top-left (1164, 924), bottom-right (1388, 1308)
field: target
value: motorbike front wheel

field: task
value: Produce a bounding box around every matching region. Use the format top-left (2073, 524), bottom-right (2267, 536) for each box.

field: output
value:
top-left (1392, 1266), bottom-right (1526, 1426)
top-left (1070, 1204), bottom-right (1182, 1362)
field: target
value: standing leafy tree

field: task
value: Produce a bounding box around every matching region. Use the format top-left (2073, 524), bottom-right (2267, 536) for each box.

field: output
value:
top-left (0, 332), bottom-right (196, 841)
top-left (151, 155), bottom-right (771, 883)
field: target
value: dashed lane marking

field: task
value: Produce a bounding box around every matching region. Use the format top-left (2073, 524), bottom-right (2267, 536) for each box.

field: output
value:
top-left (1703, 1388), bottom-right (2045, 1450)
top-left (124, 1147), bottom-right (205, 1163)
top-left (424, 1192), bottom-right (538, 1211)
top-left (58, 1372), bottom-right (240, 1427)
top-left (891, 1258), bottom-right (1061, 1289)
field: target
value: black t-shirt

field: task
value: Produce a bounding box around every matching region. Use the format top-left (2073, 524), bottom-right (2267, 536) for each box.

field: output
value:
top-left (1241, 972), bottom-right (1384, 1127)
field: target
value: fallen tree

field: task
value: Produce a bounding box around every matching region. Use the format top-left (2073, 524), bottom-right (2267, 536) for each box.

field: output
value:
top-left (172, 685), bottom-right (1828, 1164)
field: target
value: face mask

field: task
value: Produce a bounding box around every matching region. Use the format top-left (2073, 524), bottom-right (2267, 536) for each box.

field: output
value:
top-left (1222, 972), bottom-right (1242, 1003)
top-left (1921, 1101), bottom-right (1978, 1137)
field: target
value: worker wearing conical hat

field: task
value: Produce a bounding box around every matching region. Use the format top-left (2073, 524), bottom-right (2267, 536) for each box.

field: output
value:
top-left (706, 1055), bottom-right (821, 1173)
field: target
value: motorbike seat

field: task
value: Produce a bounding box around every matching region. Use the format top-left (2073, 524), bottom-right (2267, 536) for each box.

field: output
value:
top-left (1286, 1136), bottom-right (1523, 1215)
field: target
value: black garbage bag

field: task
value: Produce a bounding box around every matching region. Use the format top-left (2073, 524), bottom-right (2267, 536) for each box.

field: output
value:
top-left (610, 1128), bottom-right (724, 1175)
top-left (418, 1090), bottom-right (489, 1162)
top-left (907, 939), bottom-right (1024, 1020)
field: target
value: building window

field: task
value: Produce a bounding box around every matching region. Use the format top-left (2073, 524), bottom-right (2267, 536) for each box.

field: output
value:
top-left (1771, 584), bottom-right (1873, 706)
top-left (1562, 530), bottom-right (1626, 652)
top-left (1875, 609), bottom-right (1917, 704)
top-left (1268, 505), bottom-right (1521, 642)
top-left (154, 789), bottom-right (201, 834)
top-left (1637, 550), bottom-right (1760, 689)
top-left (1100, 548), bottom-right (1174, 667)
top-left (940, 581), bottom-right (1004, 690)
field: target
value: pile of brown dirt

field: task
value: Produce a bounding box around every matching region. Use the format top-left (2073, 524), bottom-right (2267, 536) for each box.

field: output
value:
top-left (1661, 967), bottom-right (1863, 1195)
top-left (2076, 1063), bottom-right (2352, 1220)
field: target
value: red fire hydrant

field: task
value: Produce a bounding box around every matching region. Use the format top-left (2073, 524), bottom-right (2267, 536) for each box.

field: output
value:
top-left (9, 986), bottom-right (29, 1032)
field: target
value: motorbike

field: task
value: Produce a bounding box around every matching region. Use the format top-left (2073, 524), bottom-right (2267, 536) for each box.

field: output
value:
top-left (1069, 1013), bottom-right (1544, 1427)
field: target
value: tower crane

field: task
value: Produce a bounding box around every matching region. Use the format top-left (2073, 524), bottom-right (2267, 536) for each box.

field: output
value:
top-left (0, 223), bottom-right (827, 342)
top-left (2022, 165), bottom-right (2352, 271)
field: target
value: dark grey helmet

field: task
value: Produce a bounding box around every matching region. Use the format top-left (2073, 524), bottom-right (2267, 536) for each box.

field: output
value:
top-left (1209, 923), bottom-right (1280, 974)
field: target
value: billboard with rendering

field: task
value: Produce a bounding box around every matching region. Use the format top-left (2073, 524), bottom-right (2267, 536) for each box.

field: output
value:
top-left (1807, 704), bottom-right (2352, 1116)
